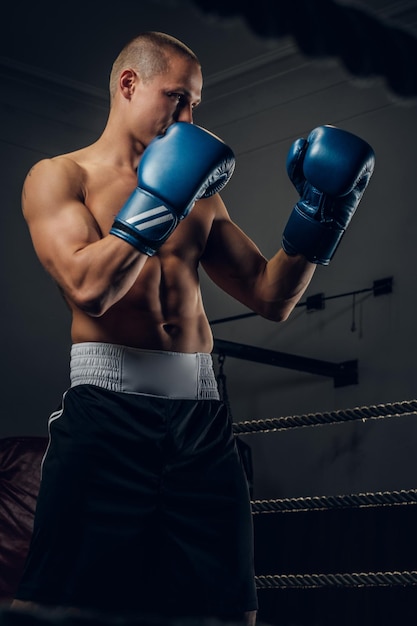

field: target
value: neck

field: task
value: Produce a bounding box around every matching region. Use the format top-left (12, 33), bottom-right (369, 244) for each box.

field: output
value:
top-left (96, 112), bottom-right (145, 170)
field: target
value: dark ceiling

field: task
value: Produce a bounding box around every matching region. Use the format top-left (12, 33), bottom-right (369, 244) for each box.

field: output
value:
top-left (1, 0), bottom-right (417, 99)
top-left (194, 0), bottom-right (417, 97)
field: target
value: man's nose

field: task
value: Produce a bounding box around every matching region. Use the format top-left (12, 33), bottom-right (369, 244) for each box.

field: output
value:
top-left (176, 105), bottom-right (193, 124)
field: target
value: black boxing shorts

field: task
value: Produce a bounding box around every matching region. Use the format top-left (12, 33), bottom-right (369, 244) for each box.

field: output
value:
top-left (15, 343), bottom-right (258, 619)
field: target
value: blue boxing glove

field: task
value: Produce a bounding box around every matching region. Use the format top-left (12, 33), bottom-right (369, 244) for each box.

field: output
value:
top-left (282, 125), bottom-right (375, 265)
top-left (110, 122), bottom-right (235, 256)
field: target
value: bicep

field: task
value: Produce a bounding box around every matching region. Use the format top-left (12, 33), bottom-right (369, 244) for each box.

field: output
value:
top-left (22, 159), bottom-right (101, 282)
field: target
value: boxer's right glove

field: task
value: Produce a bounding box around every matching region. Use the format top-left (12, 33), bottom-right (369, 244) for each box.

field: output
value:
top-left (282, 125), bottom-right (375, 265)
top-left (110, 122), bottom-right (235, 256)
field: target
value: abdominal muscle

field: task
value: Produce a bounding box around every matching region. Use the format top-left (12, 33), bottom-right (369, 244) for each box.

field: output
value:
top-left (69, 251), bottom-right (214, 354)
top-left (71, 307), bottom-right (214, 354)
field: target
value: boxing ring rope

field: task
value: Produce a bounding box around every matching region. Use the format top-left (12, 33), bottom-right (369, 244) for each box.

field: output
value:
top-left (228, 398), bottom-right (417, 590)
top-left (232, 399), bottom-right (417, 434)
top-left (255, 570), bottom-right (417, 589)
top-left (251, 488), bottom-right (417, 514)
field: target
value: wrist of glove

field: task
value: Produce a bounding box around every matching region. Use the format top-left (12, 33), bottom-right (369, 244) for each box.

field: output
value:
top-left (110, 187), bottom-right (181, 257)
top-left (282, 203), bottom-right (345, 264)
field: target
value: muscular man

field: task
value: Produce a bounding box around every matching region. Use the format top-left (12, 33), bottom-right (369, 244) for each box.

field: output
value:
top-left (13, 32), bottom-right (374, 624)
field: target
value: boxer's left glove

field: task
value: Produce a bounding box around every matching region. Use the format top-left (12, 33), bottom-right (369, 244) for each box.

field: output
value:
top-left (282, 125), bottom-right (375, 265)
top-left (110, 122), bottom-right (235, 256)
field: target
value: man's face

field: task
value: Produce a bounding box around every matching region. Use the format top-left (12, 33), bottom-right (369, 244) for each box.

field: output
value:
top-left (131, 55), bottom-right (203, 147)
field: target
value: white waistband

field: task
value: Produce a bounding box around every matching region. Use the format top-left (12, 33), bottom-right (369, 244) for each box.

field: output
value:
top-left (70, 342), bottom-right (220, 400)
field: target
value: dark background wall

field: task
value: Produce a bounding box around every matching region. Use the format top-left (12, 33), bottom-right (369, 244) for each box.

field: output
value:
top-left (1, 1), bottom-right (417, 622)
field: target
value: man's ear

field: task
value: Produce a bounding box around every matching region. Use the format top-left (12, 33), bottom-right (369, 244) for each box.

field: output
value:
top-left (119, 68), bottom-right (137, 99)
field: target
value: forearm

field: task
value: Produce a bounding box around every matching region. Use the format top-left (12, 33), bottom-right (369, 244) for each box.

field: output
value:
top-left (54, 235), bottom-right (147, 316)
top-left (254, 248), bottom-right (316, 321)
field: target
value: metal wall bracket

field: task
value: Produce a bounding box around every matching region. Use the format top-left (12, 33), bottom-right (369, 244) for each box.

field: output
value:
top-left (210, 277), bottom-right (394, 387)
top-left (373, 276), bottom-right (393, 296)
top-left (213, 338), bottom-right (358, 388)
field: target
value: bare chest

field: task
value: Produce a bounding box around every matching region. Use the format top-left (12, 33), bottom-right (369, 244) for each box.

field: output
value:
top-left (83, 168), bottom-right (137, 235)
top-left (83, 167), bottom-right (213, 252)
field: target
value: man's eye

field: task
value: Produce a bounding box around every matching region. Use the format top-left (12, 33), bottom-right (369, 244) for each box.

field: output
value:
top-left (168, 92), bottom-right (184, 104)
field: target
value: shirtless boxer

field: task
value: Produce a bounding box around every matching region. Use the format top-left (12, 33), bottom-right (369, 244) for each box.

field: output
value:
top-left (13, 31), bottom-right (374, 624)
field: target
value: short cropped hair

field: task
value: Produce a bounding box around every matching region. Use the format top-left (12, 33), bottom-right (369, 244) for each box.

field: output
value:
top-left (109, 31), bottom-right (200, 102)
